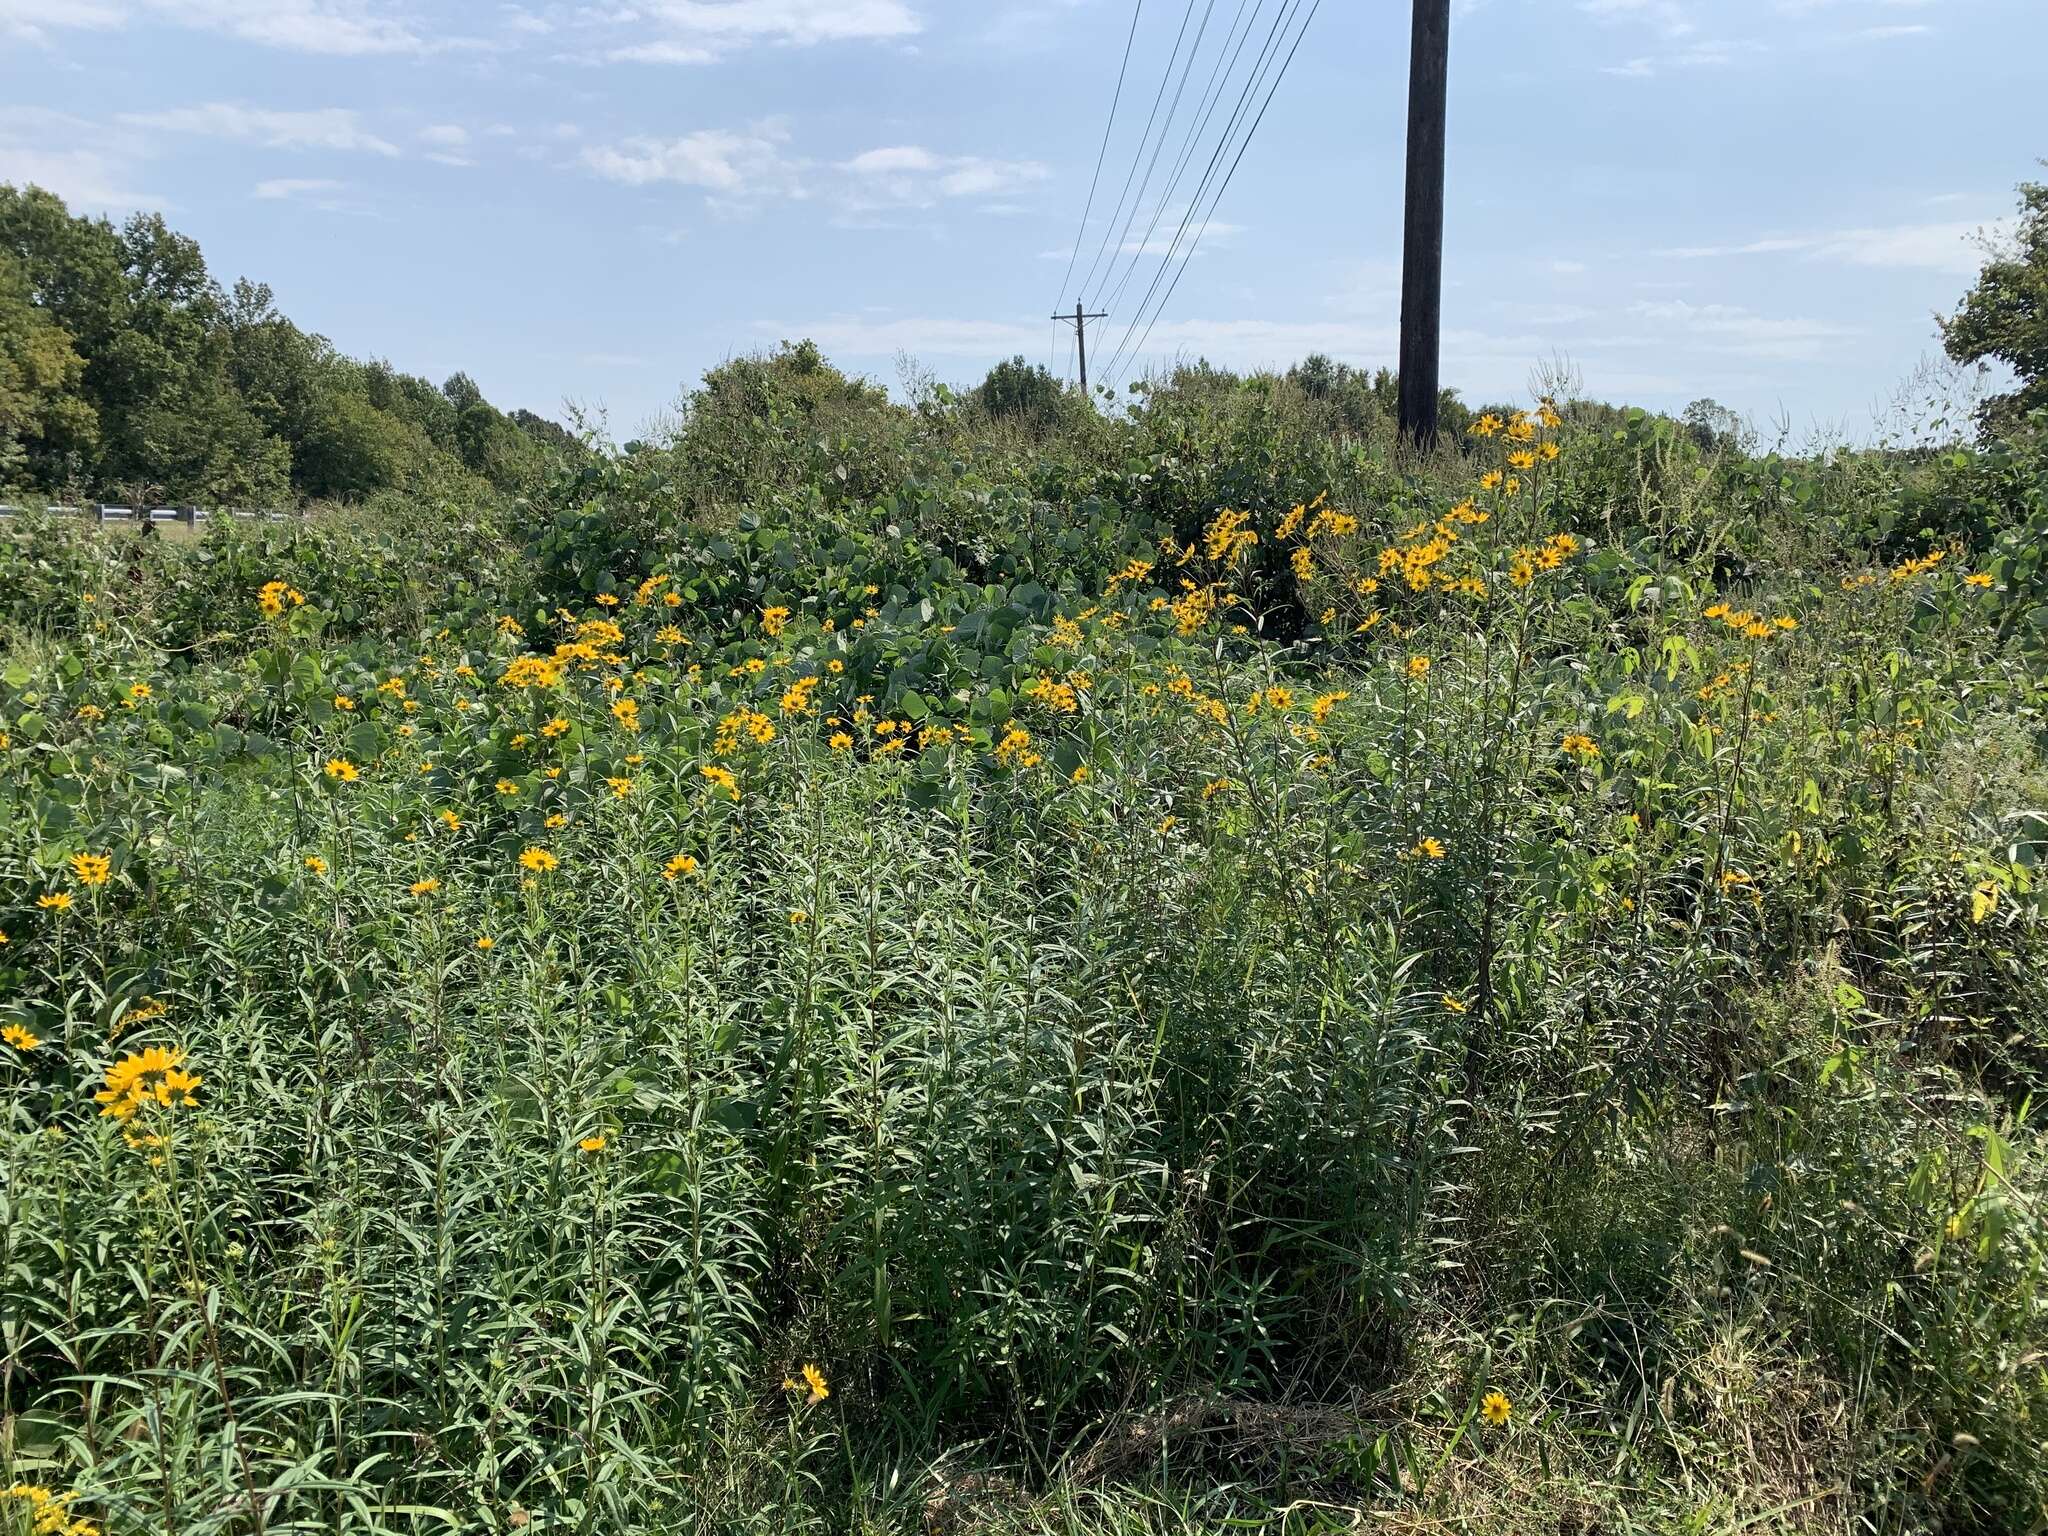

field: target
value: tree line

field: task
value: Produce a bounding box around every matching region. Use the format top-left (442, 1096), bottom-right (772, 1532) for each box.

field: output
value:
top-left (5, 173), bottom-right (2043, 508)
top-left (0, 184), bottom-right (573, 506)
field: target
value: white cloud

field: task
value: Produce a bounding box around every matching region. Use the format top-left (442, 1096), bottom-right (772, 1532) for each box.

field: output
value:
top-left (581, 127), bottom-right (801, 198)
top-left (629, 0), bottom-right (918, 45)
top-left (1110, 219), bottom-right (1243, 259)
top-left (1578, 0), bottom-right (1696, 38)
top-left (604, 39), bottom-right (716, 63)
top-left (419, 125), bottom-right (474, 167)
top-left (253, 176), bottom-right (344, 199)
top-left (840, 144), bottom-right (1048, 208)
top-left (568, 0), bottom-right (918, 63)
top-left (119, 104), bottom-right (400, 156)
top-left (844, 145), bottom-right (939, 175)
top-left (154, 0), bottom-right (427, 54)
top-left (0, 0), bottom-right (123, 42)
top-left (1626, 299), bottom-right (1856, 360)
top-left (16, 0), bottom-right (435, 53)
top-left (1660, 218), bottom-right (2008, 276)
top-left (0, 107), bottom-right (162, 208)
top-left (579, 128), bottom-right (1046, 217)
top-left (585, 0), bottom-right (921, 64)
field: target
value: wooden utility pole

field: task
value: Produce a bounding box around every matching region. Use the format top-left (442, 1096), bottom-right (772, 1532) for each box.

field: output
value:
top-left (1053, 301), bottom-right (1110, 395)
top-left (1397, 0), bottom-right (1451, 448)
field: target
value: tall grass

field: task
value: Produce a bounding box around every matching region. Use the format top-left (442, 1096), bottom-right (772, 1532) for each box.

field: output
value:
top-left (3, 406), bottom-right (2046, 1533)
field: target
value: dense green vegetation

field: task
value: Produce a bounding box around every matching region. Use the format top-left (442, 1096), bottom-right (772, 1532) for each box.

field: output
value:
top-left (0, 186), bottom-right (572, 507)
top-left (3, 182), bottom-right (2048, 1535)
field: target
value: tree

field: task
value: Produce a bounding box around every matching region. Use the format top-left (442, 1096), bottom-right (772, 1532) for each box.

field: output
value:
top-left (442, 371), bottom-right (485, 412)
top-left (1680, 397), bottom-right (1749, 455)
top-left (510, 408), bottom-right (579, 455)
top-left (1942, 178), bottom-right (2048, 435)
top-left (0, 248), bottom-right (97, 486)
top-left (970, 356), bottom-right (1067, 430)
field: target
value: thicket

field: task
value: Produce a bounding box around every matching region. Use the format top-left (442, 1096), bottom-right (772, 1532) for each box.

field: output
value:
top-left (2, 183), bottom-right (2048, 1536)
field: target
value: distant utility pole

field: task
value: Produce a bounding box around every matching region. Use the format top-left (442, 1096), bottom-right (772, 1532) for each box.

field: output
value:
top-left (1398, 0), bottom-right (1451, 449)
top-left (1054, 301), bottom-right (1110, 395)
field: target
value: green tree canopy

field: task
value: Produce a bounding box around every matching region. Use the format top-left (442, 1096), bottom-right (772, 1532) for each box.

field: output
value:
top-left (970, 355), bottom-right (1070, 431)
top-left (1942, 178), bottom-right (2048, 435)
top-left (0, 182), bottom-right (579, 502)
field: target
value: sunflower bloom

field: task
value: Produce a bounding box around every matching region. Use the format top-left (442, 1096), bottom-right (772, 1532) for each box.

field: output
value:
top-left (95, 1046), bottom-right (202, 1121)
top-left (69, 852), bottom-right (112, 887)
top-left (782, 1363), bottom-right (830, 1405)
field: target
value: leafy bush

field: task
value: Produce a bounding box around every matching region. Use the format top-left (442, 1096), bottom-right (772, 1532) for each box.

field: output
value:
top-left (4, 392), bottom-right (2047, 1536)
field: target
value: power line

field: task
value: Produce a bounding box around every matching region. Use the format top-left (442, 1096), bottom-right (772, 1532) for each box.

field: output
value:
top-left (1053, 0), bottom-right (1146, 320)
top-left (1084, 0), bottom-right (1221, 311)
top-left (1102, 0), bottom-right (1321, 390)
top-left (1073, 0), bottom-right (1204, 310)
top-left (1095, 0), bottom-right (1308, 383)
top-left (1094, 0), bottom-right (1270, 323)
top-left (1095, 0), bottom-right (1263, 321)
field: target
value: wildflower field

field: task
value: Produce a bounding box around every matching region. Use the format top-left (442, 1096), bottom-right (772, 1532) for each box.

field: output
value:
top-left (4, 372), bottom-right (2048, 1534)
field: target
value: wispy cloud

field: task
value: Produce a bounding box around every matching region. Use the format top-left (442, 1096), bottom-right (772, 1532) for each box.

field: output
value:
top-left (12, 0), bottom-right (437, 54)
top-left (571, 0), bottom-right (920, 64)
top-left (580, 125), bottom-right (804, 200)
top-left (1578, 0), bottom-right (1697, 37)
top-left (0, 0), bottom-right (123, 43)
top-left (1625, 298), bottom-right (1856, 361)
top-left (253, 176), bottom-right (345, 199)
top-left (580, 127), bottom-right (1048, 220)
top-left (1660, 218), bottom-right (2009, 276)
top-left (0, 106), bottom-right (162, 208)
top-left (840, 145), bottom-right (1048, 209)
top-left (120, 103), bottom-right (401, 156)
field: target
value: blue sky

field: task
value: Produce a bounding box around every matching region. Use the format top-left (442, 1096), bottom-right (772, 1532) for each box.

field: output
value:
top-left (2, 0), bottom-right (2040, 441)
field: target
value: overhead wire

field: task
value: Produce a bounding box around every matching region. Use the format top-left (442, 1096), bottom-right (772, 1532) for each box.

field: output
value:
top-left (1083, 0), bottom-right (1222, 312)
top-left (1053, 0), bottom-right (1147, 334)
top-left (1092, 0), bottom-right (1265, 324)
top-left (1072, 0), bottom-right (1205, 312)
top-left (1096, 0), bottom-right (1307, 383)
top-left (1100, 0), bottom-right (1321, 390)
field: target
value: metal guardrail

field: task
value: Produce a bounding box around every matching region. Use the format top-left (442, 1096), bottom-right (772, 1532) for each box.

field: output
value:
top-left (0, 503), bottom-right (300, 525)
